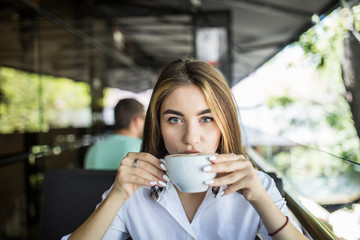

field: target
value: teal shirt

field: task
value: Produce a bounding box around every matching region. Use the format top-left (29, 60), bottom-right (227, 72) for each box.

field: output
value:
top-left (84, 134), bottom-right (142, 170)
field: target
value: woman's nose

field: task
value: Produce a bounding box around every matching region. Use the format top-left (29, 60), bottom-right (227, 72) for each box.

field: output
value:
top-left (182, 122), bottom-right (200, 145)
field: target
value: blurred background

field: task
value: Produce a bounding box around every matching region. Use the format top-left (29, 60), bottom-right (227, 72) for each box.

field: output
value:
top-left (0, 0), bottom-right (360, 239)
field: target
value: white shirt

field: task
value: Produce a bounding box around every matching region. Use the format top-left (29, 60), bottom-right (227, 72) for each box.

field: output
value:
top-left (62, 170), bottom-right (300, 240)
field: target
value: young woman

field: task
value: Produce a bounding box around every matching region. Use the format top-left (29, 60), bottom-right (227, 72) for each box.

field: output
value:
top-left (64, 58), bottom-right (307, 239)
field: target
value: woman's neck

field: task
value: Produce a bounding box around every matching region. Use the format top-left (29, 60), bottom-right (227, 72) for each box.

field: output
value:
top-left (175, 187), bottom-right (207, 223)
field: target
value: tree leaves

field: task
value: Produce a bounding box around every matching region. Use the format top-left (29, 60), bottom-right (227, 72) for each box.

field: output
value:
top-left (0, 67), bottom-right (91, 133)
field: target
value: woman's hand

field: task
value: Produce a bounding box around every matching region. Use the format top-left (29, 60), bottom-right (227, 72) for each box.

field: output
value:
top-left (205, 154), bottom-right (266, 202)
top-left (110, 152), bottom-right (167, 200)
top-left (69, 152), bottom-right (166, 240)
top-left (204, 154), bottom-right (307, 239)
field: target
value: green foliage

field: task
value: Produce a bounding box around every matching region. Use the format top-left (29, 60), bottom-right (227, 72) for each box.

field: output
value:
top-left (298, 9), bottom-right (348, 71)
top-left (298, 28), bottom-right (326, 69)
top-left (270, 5), bottom-right (360, 180)
top-left (0, 67), bottom-right (91, 133)
top-left (326, 112), bottom-right (345, 130)
top-left (352, 5), bottom-right (360, 31)
top-left (289, 116), bottom-right (319, 129)
top-left (273, 144), bottom-right (359, 180)
top-left (267, 95), bottom-right (295, 108)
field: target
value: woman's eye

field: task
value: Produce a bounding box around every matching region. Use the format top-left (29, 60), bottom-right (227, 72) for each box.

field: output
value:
top-left (200, 117), bottom-right (213, 123)
top-left (168, 117), bottom-right (182, 124)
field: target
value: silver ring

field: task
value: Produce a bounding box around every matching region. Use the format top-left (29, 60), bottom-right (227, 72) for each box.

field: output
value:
top-left (133, 159), bottom-right (140, 168)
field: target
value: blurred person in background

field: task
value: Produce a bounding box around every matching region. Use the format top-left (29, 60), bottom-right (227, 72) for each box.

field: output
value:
top-left (84, 98), bottom-right (145, 170)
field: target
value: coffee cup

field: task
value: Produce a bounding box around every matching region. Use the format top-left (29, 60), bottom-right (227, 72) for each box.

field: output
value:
top-left (161, 153), bottom-right (217, 193)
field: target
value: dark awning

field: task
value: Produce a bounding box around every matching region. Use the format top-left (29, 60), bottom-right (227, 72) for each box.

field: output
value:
top-left (0, 0), bottom-right (339, 92)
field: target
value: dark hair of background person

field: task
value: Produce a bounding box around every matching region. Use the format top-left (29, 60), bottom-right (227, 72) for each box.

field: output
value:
top-left (114, 98), bottom-right (145, 130)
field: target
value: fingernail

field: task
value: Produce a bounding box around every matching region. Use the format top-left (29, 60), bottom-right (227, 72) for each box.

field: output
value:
top-left (204, 179), bottom-right (214, 185)
top-left (163, 174), bottom-right (170, 182)
top-left (158, 180), bottom-right (167, 187)
top-left (219, 191), bottom-right (224, 197)
top-left (208, 156), bottom-right (217, 161)
top-left (150, 181), bottom-right (157, 185)
top-left (203, 165), bottom-right (212, 172)
top-left (160, 163), bottom-right (167, 171)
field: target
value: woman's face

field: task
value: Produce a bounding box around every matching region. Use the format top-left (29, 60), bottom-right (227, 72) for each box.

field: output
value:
top-left (160, 85), bottom-right (221, 154)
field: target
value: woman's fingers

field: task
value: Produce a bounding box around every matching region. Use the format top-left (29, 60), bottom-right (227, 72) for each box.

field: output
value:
top-left (204, 153), bottom-right (264, 198)
top-left (119, 170), bottom-right (153, 187)
top-left (127, 164), bottom-right (167, 185)
top-left (210, 153), bottom-right (246, 163)
top-left (226, 173), bottom-right (264, 201)
top-left (128, 171), bottom-right (162, 187)
top-left (204, 154), bottom-right (250, 188)
top-left (208, 170), bottom-right (262, 198)
top-left (206, 154), bottom-right (251, 173)
top-left (127, 152), bottom-right (163, 170)
top-left (126, 158), bottom-right (166, 180)
top-left (209, 168), bottom-right (250, 187)
top-left (119, 153), bottom-right (167, 187)
top-left (112, 152), bottom-right (167, 199)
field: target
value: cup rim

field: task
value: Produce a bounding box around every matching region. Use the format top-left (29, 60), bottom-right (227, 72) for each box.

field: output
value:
top-left (164, 153), bottom-right (218, 159)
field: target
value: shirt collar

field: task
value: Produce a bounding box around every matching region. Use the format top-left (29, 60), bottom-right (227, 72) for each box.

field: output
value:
top-left (150, 183), bottom-right (226, 201)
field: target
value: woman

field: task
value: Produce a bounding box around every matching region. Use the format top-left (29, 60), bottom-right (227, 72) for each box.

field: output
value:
top-left (64, 58), bottom-right (307, 239)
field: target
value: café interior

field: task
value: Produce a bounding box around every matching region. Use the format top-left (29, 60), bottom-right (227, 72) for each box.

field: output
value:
top-left (0, 0), bottom-right (354, 239)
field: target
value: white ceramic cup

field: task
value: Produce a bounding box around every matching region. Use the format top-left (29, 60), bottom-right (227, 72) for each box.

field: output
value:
top-left (161, 153), bottom-right (217, 193)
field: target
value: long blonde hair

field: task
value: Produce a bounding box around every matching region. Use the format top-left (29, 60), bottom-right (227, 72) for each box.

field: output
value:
top-left (141, 58), bottom-right (245, 157)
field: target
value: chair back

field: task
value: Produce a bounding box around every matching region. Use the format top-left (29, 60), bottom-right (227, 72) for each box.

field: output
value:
top-left (39, 168), bottom-right (116, 240)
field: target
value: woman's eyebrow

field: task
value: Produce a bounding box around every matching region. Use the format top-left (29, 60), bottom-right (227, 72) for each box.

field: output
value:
top-left (162, 108), bottom-right (211, 116)
top-left (198, 109), bottom-right (211, 115)
top-left (163, 109), bottom-right (184, 116)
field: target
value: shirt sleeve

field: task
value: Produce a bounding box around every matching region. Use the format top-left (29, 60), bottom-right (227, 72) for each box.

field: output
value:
top-left (102, 216), bottom-right (130, 240)
top-left (255, 171), bottom-right (302, 239)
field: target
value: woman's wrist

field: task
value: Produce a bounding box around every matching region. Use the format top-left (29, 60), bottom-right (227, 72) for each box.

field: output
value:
top-left (108, 187), bottom-right (130, 204)
top-left (242, 184), bottom-right (268, 204)
top-left (268, 216), bottom-right (289, 236)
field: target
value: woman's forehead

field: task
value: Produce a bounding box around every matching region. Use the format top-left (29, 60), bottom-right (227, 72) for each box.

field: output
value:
top-left (161, 85), bottom-right (209, 112)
